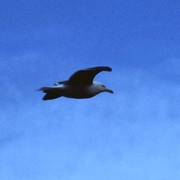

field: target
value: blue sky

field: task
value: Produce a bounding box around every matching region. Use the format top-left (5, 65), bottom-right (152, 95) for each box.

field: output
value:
top-left (1, 0), bottom-right (180, 179)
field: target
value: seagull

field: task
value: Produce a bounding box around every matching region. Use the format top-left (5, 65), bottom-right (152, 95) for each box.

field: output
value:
top-left (38, 66), bottom-right (113, 100)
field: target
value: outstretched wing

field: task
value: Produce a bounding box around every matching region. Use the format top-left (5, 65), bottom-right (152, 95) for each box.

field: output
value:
top-left (67, 66), bottom-right (112, 86)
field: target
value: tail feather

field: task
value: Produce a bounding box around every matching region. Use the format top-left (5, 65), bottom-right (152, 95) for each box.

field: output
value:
top-left (43, 93), bottom-right (61, 100)
top-left (38, 86), bottom-right (63, 100)
top-left (37, 87), bottom-right (51, 93)
top-left (38, 87), bottom-right (56, 93)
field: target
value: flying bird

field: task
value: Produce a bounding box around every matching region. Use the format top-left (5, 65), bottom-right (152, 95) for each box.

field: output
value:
top-left (38, 66), bottom-right (113, 100)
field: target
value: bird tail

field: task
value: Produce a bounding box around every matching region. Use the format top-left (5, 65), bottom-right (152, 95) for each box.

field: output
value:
top-left (42, 93), bottom-right (61, 100)
top-left (37, 87), bottom-right (62, 100)
top-left (37, 87), bottom-right (54, 93)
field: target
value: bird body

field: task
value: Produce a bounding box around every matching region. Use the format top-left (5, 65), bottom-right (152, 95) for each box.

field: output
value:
top-left (38, 66), bottom-right (113, 100)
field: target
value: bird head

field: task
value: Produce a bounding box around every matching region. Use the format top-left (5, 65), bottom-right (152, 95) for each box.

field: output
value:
top-left (101, 84), bottom-right (114, 94)
top-left (94, 82), bottom-right (113, 94)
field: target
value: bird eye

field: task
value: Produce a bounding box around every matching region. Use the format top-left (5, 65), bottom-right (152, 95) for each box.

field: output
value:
top-left (102, 85), bottom-right (105, 88)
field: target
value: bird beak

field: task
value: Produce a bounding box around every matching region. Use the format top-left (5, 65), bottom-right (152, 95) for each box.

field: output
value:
top-left (105, 88), bottom-right (114, 94)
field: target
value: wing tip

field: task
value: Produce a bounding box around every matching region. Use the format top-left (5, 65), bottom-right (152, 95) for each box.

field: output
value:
top-left (86, 66), bottom-right (112, 72)
top-left (105, 66), bottom-right (112, 72)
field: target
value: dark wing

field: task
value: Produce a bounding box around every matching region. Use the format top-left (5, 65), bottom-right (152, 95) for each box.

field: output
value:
top-left (67, 66), bottom-right (112, 86)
